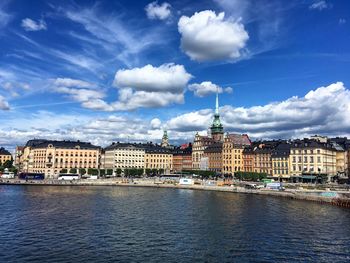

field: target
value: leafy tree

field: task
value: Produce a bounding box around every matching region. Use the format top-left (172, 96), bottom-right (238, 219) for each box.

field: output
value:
top-left (116, 168), bottom-right (122, 176)
top-left (100, 169), bottom-right (105, 177)
top-left (69, 168), bottom-right (77, 174)
top-left (88, 168), bottom-right (99, 175)
top-left (60, 169), bottom-right (67, 174)
top-left (145, 169), bottom-right (152, 176)
top-left (158, 169), bottom-right (164, 175)
top-left (106, 169), bottom-right (113, 176)
top-left (79, 168), bottom-right (86, 175)
top-left (3, 160), bottom-right (13, 169)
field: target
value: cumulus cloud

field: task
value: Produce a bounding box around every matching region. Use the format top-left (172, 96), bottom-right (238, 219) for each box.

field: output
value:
top-left (309, 1), bottom-right (331, 11)
top-left (166, 82), bottom-right (350, 139)
top-left (112, 63), bottom-right (192, 110)
top-left (178, 10), bottom-right (249, 61)
top-left (145, 1), bottom-right (171, 20)
top-left (150, 118), bottom-right (162, 129)
top-left (0, 95), bottom-right (9, 110)
top-left (188, 81), bottom-right (232, 97)
top-left (114, 63), bottom-right (192, 93)
top-left (53, 78), bottom-right (111, 111)
top-left (21, 18), bottom-right (47, 31)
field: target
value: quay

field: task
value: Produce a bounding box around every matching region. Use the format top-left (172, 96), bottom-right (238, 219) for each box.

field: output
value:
top-left (1, 178), bottom-right (350, 208)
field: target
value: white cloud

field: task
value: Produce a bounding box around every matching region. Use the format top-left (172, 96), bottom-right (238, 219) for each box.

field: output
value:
top-left (54, 78), bottom-right (95, 88)
top-left (188, 81), bottom-right (232, 97)
top-left (0, 95), bottom-right (9, 110)
top-left (111, 63), bottom-right (191, 110)
top-left (21, 18), bottom-right (47, 31)
top-left (309, 1), bottom-right (331, 11)
top-left (0, 2), bottom-right (11, 28)
top-left (166, 82), bottom-right (350, 139)
top-left (178, 10), bottom-right (249, 61)
top-left (145, 1), bottom-right (171, 20)
top-left (114, 63), bottom-right (192, 93)
top-left (150, 118), bottom-right (162, 129)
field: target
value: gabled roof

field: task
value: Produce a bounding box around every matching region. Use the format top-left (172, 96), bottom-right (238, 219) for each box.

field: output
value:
top-left (225, 133), bottom-right (251, 146)
top-left (0, 147), bottom-right (11, 155)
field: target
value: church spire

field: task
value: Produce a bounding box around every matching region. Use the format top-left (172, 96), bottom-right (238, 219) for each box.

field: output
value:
top-left (215, 88), bottom-right (219, 115)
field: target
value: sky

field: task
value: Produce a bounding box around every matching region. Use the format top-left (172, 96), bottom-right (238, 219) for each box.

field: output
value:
top-left (0, 0), bottom-right (350, 151)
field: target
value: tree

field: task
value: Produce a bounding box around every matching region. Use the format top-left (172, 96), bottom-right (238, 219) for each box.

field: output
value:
top-left (116, 168), bottom-right (122, 176)
top-left (159, 169), bottom-right (164, 175)
top-left (106, 169), bottom-right (113, 176)
top-left (79, 168), bottom-right (86, 176)
top-left (69, 168), bottom-right (77, 174)
top-left (3, 160), bottom-right (13, 169)
top-left (88, 168), bottom-right (99, 175)
top-left (100, 169), bottom-right (105, 177)
top-left (145, 169), bottom-right (152, 176)
top-left (60, 169), bottom-right (67, 174)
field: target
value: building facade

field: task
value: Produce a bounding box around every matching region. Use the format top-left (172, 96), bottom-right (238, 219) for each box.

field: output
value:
top-left (0, 147), bottom-right (12, 164)
top-left (20, 140), bottom-right (100, 178)
top-left (145, 144), bottom-right (173, 173)
top-left (204, 142), bottom-right (223, 174)
top-left (222, 134), bottom-right (251, 176)
top-left (271, 142), bottom-right (291, 179)
top-left (173, 143), bottom-right (192, 173)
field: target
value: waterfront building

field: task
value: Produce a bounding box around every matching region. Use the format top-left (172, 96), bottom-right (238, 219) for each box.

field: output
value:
top-left (0, 147), bottom-right (12, 164)
top-left (103, 143), bottom-right (145, 173)
top-left (271, 142), bottom-right (291, 179)
top-left (14, 146), bottom-right (24, 168)
top-left (222, 134), bottom-right (251, 176)
top-left (289, 138), bottom-right (337, 180)
top-left (20, 139), bottom-right (100, 178)
top-left (172, 143), bottom-right (192, 173)
top-left (253, 143), bottom-right (274, 175)
top-left (144, 144), bottom-right (173, 173)
top-left (192, 91), bottom-right (224, 170)
top-left (242, 146), bottom-right (255, 172)
top-left (204, 142), bottom-right (223, 174)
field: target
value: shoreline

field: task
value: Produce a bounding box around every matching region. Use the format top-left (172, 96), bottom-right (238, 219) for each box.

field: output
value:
top-left (1, 179), bottom-right (350, 208)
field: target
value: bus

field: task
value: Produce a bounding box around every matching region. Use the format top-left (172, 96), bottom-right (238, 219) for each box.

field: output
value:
top-left (58, 174), bottom-right (79, 180)
top-left (18, 173), bottom-right (45, 180)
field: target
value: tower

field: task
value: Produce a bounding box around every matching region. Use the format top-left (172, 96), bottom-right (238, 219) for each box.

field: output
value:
top-left (161, 130), bottom-right (169, 147)
top-left (210, 90), bottom-right (224, 142)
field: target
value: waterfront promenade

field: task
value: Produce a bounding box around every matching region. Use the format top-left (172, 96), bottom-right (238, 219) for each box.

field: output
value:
top-left (1, 178), bottom-right (350, 208)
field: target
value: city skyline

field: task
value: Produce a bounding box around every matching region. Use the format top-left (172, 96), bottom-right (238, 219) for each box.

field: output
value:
top-left (1, 0), bottom-right (350, 151)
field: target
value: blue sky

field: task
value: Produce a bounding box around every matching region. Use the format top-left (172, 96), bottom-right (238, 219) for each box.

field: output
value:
top-left (0, 0), bottom-right (350, 151)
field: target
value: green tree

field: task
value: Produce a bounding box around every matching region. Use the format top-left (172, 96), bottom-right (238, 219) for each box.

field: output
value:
top-left (88, 168), bottom-right (99, 175)
top-left (99, 169), bottom-right (105, 177)
top-left (69, 168), bottom-right (77, 174)
top-left (106, 169), bottom-right (113, 176)
top-left (116, 168), bottom-right (122, 176)
top-left (60, 169), bottom-right (67, 174)
top-left (79, 168), bottom-right (86, 175)
top-left (159, 168), bottom-right (164, 175)
top-left (145, 168), bottom-right (152, 176)
top-left (3, 160), bottom-right (13, 169)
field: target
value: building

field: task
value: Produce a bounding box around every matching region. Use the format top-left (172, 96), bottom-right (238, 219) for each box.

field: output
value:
top-left (161, 130), bottom-right (170, 148)
top-left (289, 138), bottom-right (337, 180)
top-left (103, 142), bottom-right (145, 173)
top-left (14, 146), bottom-right (24, 168)
top-left (192, 133), bottom-right (214, 169)
top-left (173, 143), bottom-right (192, 173)
top-left (204, 142), bottom-right (223, 174)
top-left (242, 147), bottom-right (255, 172)
top-left (192, 91), bottom-right (224, 170)
top-left (253, 141), bottom-right (279, 176)
top-left (20, 140), bottom-right (100, 178)
top-left (144, 144), bottom-right (173, 173)
top-left (271, 142), bottom-right (291, 179)
top-left (222, 134), bottom-right (251, 176)
top-left (0, 147), bottom-right (12, 165)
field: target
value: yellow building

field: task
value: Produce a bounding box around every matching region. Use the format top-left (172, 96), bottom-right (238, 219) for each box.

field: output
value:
top-left (290, 139), bottom-right (337, 180)
top-left (271, 142), bottom-right (291, 179)
top-left (203, 142), bottom-right (223, 174)
top-left (222, 134), bottom-right (251, 176)
top-left (192, 133), bottom-right (213, 169)
top-left (0, 147), bottom-right (12, 164)
top-left (19, 140), bottom-right (100, 178)
top-left (145, 144), bottom-right (173, 173)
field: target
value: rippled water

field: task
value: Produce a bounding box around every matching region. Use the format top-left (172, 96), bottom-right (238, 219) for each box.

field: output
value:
top-left (0, 185), bottom-right (349, 262)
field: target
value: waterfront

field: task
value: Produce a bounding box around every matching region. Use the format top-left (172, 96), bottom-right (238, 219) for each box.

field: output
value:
top-left (0, 186), bottom-right (350, 262)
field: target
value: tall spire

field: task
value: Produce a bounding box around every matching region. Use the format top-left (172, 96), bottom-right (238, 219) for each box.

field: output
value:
top-left (215, 88), bottom-right (219, 115)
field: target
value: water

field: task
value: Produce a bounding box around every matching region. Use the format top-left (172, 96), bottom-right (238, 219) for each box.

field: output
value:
top-left (0, 185), bottom-right (349, 263)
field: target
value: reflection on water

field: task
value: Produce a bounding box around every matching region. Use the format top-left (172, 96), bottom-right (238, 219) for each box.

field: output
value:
top-left (0, 185), bottom-right (349, 262)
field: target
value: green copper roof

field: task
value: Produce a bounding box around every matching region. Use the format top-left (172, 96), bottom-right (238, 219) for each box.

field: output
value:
top-left (211, 92), bottom-right (223, 134)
